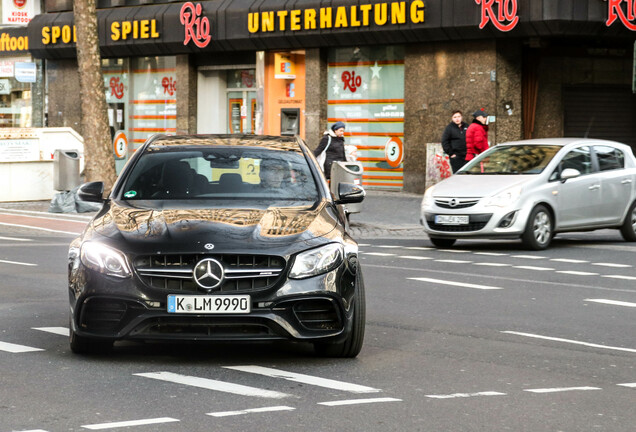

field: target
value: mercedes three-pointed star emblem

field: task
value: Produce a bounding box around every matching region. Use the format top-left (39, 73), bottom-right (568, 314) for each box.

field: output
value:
top-left (193, 258), bottom-right (224, 290)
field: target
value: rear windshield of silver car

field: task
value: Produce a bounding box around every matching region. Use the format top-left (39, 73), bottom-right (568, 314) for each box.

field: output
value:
top-left (119, 147), bottom-right (320, 201)
top-left (460, 145), bottom-right (561, 175)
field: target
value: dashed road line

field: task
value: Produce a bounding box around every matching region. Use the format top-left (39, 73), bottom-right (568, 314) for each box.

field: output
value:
top-left (81, 417), bottom-right (179, 430)
top-left (524, 386), bottom-right (601, 394)
top-left (224, 366), bottom-right (380, 394)
top-left (591, 262), bottom-right (632, 268)
top-left (617, 383), bottom-right (636, 388)
top-left (425, 391), bottom-right (506, 399)
top-left (602, 275), bottom-right (636, 281)
top-left (409, 277), bottom-right (503, 290)
top-left (0, 235), bottom-right (33, 242)
top-left (556, 270), bottom-right (599, 276)
top-left (473, 262), bottom-right (510, 267)
top-left (207, 406), bottom-right (295, 417)
top-left (405, 246), bottom-right (433, 251)
top-left (513, 265), bottom-right (554, 271)
top-left (0, 341), bottom-right (44, 353)
top-left (474, 252), bottom-right (508, 256)
top-left (317, 397), bottom-right (402, 406)
top-left (512, 255), bottom-right (546, 260)
top-left (398, 255), bottom-right (434, 260)
top-left (584, 299), bottom-right (636, 308)
top-left (134, 371), bottom-right (292, 399)
top-left (550, 258), bottom-right (589, 263)
top-left (501, 331), bottom-right (636, 353)
top-left (435, 259), bottom-right (472, 264)
top-left (364, 252), bottom-right (396, 257)
top-left (438, 249), bottom-right (470, 253)
top-left (0, 259), bottom-right (37, 266)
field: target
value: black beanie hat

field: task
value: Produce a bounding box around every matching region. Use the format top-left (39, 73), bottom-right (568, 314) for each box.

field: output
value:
top-left (331, 121), bottom-right (346, 131)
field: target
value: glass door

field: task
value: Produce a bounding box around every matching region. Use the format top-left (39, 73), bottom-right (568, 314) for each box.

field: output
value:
top-left (226, 69), bottom-right (257, 134)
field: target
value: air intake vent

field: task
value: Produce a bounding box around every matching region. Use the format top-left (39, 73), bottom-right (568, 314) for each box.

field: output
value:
top-left (293, 299), bottom-right (342, 331)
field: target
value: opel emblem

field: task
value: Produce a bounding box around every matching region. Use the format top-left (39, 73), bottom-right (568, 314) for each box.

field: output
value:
top-left (449, 198), bottom-right (458, 208)
top-left (204, 243), bottom-right (215, 250)
top-left (193, 258), bottom-right (224, 290)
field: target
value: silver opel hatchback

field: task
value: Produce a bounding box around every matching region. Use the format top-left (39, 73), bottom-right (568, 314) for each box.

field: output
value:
top-left (420, 138), bottom-right (636, 250)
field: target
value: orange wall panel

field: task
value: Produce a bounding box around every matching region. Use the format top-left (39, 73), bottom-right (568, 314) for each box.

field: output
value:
top-left (264, 52), bottom-right (306, 139)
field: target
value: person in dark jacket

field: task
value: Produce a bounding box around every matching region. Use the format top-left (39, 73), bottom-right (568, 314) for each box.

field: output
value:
top-left (441, 110), bottom-right (468, 173)
top-left (313, 121), bottom-right (347, 179)
top-left (465, 108), bottom-right (490, 161)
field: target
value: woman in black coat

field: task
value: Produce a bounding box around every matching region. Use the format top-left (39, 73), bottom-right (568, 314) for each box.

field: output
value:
top-left (441, 110), bottom-right (468, 173)
top-left (313, 121), bottom-right (347, 179)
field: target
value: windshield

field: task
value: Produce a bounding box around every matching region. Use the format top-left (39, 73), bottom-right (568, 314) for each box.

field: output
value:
top-left (459, 145), bottom-right (561, 175)
top-left (119, 147), bottom-right (319, 203)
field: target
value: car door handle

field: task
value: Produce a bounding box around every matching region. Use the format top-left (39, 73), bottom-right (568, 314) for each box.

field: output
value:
top-left (621, 179), bottom-right (633, 184)
top-left (588, 184), bottom-right (600, 190)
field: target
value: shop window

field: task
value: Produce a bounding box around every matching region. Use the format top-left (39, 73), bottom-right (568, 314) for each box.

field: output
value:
top-left (226, 69), bottom-right (256, 134)
top-left (0, 58), bottom-right (33, 128)
top-left (327, 46), bottom-right (405, 190)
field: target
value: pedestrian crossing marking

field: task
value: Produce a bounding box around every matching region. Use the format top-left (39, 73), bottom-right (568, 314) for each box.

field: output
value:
top-left (0, 341), bottom-right (44, 353)
top-left (32, 327), bottom-right (70, 336)
top-left (318, 397), bottom-right (402, 406)
top-left (207, 406), bottom-right (295, 417)
top-left (82, 417), bottom-right (179, 430)
top-left (134, 371), bottom-right (292, 399)
top-left (409, 277), bottom-right (503, 290)
top-left (224, 366), bottom-right (381, 394)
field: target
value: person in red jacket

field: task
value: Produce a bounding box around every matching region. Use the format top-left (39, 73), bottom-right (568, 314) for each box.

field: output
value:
top-left (465, 108), bottom-right (489, 161)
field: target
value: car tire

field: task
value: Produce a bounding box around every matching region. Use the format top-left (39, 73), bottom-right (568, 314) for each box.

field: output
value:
top-left (522, 204), bottom-right (553, 250)
top-left (429, 237), bottom-right (456, 248)
top-left (69, 318), bottom-right (113, 354)
top-left (314, 270), bottom-right (366, 358)
top-left (620, 201), bottom-right (636, 242)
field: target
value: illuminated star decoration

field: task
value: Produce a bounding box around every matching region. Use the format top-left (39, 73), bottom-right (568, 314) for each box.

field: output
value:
top-left (332, 83), bottom-right (340, 95)
top-left (332, 73), bottom-right (339, 81)
top-left (362, 83), bottom-right (368, 91)
top-left (370, 61), bottom-right (382, 79)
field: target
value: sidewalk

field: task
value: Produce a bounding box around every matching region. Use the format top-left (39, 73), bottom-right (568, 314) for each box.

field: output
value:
top-left (0, 190), bottom-right (427, 239)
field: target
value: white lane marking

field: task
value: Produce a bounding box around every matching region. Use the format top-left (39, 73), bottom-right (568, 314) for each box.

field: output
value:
top-left (398, 256), bottom-right (434, 260)
top-left (0, 222), bottom-right (79, 236)
top-left (376, 245), bottom-right (400, 248)
top-left (513, 266), bottom-right (554, 271)
top-left (550, 258), bottom-right (589, 263)
top-left (207, 406), bottom-right (295, 417)
top-left (0, 341), bottom-right (44, 353)
top-left (425, 391), bottom-right (506, 399)
top-left (617, 383), bottom-right (636, 388)
top-left (224, 365), bottom-right (380, 394)
top-left (474, 262), bottom-right (510, 267)
top-left (0, 235), bottom-right (32, 242)
top-left (409, 277), bottom-right (503, 290)
top-left (474, 252), bottom-right (508, 256)
top-left (134, 372), bottom-right (291, 398)
top-left (0, 259), bottom-right (37, 266)
top-left (435, 259), bottom-right (472, 264)
top-left (502, 331), bottom-right (636, 353)
top-left (32, 327), bottom-right (70, 336)
top-left (556, 270), bottom-right (599, 276)
top-left (524, 387), bottom-right (600, 394)
top-left (357, 243), bottom-right (370, 246)
top-left (364, 252), bottom-right (396, 257)
top-left (602, 275), bottom-right (636, 281)
top-left (512, 255), bottom-right (546, 260)
top-left (318, 397), bottom-right (402, 406)
top-left (584, 299), bottom-right (636, 308)
top-left (405, 246), bottom-right (433, 251)
top-left (591, 262), bottom-right (631, 268)
top-left (438, 249), bottom-right (470, 253)
top-left (81, 417), bottom-right (179, 430)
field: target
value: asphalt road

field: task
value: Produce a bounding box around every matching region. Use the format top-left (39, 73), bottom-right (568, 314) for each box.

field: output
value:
top-left (0, 213), bottom-right (634, 432)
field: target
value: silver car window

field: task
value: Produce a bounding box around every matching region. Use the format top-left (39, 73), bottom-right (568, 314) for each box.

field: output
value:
top-left (461, 145), bottom-right (560, 174)
top-left (594, 145), bottom-right (624, 171)
top-left (559, 146), bottom-right (592, 174)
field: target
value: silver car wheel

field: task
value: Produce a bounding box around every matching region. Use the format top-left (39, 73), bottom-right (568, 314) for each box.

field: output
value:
top-left (533, 211), bottom-right (551, 245)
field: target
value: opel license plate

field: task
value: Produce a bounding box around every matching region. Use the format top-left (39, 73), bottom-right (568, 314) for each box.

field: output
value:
top-left (435, 215), bottom-right (469, 225)
top-left (167, 295), bottom-right (251, 314)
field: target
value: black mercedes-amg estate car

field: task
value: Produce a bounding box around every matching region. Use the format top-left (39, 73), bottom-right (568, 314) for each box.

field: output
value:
top-left (68, 134), bottom-right (366, 357)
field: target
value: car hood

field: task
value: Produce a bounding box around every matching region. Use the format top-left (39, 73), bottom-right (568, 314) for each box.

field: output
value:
top-left (83, 200), bottom-right (340, 253)
top-left (431, 174), bottom-right (534, 198)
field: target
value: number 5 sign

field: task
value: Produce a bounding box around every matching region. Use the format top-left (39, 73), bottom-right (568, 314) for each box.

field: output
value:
top-left (385, 136), bottom-right (403, 168)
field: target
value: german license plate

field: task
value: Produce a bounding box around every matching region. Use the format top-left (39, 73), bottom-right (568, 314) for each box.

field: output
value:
top-left (167, 295), bottom-right (251, 314)
top-left (435, 215), bottom-right (469, 225)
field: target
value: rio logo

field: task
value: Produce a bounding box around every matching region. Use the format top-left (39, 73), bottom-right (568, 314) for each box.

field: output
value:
top-left (162, 77), bottom-right (177, 96)
top-left (342, 71), bottom-right (362, 93)
top-left (180, 2), bottom-right (211, 48)
top-left (606, 0), bottom-right (636, 30)
top-left (110, 77), bottom-right (124, 99)
top-left (475, 0), bottom-right (519, 32)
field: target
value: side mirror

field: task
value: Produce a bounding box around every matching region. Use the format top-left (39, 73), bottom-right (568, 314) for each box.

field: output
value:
top-left (77, 182), bottom-right (105, 202)
top-left (560, 168), bottom-right (581, 182)
top-left (335, 182), bottom-right (365, 205)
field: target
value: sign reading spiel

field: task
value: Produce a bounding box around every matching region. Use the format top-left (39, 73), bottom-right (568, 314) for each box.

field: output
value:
top-left (248, 0), bottom-right (425, 33)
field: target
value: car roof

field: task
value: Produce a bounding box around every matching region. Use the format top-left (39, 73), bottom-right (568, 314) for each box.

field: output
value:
top-left (498, 137), bottom-right (628, 148)
top-left (147, 134), bottom-right (303, 153)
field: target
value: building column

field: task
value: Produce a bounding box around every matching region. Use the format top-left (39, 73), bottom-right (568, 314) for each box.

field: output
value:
top-left (304, 48), bottom-right (328, 150)
top-left (176, 54), bottom-right (197, 135)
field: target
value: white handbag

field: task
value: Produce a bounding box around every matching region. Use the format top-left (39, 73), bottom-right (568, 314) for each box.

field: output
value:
top-left (316, 135), bottom-right (332, 171)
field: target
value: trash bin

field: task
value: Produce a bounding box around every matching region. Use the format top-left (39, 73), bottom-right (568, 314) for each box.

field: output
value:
top-left (330, 161), bottom-right (364, 214)
top-left (53, 149), bottom-right (81, 191)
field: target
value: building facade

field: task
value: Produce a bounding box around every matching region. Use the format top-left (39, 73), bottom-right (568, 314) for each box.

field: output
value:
top-left (24, 0), bottom-right (636, 192)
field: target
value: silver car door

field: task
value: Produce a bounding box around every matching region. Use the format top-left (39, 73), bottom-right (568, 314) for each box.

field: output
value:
top-left (595, 145), bottom-right (632, 224)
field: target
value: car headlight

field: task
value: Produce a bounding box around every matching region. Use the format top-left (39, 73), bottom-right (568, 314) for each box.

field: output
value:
top-left (422, 185), bottom-right (436, 207)
top-left (289, 243), bottom-right (343, 279)
top-left (80, 242), bottom-right (132, 278)
top-left (485, 186), bottom-right (522, 208)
